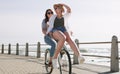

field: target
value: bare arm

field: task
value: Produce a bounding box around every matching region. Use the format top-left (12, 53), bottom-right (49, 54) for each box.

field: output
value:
top-left (61, 3), bottom-right (71, 13)
top-left (42, 28), bottom-right (47, 35)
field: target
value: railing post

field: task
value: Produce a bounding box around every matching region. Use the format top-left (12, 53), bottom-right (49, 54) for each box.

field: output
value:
top-left (8, 43), bottom-right (11, 54)
top-left (25, 43), bottom-right (29, 56)
top-left (16, 43), bottom-right (19, 55)
top-left (111, 36), bottom-right (119, 72)
top-left (1, 44), bottom-right (4, 54)
top-left (37, 42), bottom-right (41, 58)
top-left (73, 39), bottom-right (79, 64)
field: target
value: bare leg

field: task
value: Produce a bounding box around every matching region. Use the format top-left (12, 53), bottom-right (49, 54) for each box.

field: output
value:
top-left (52, 31), bottom-right (66, 59)
top-left (50, 57), bottom-right (52, 62)
top-left (64, 32), bottom-right (80, 57)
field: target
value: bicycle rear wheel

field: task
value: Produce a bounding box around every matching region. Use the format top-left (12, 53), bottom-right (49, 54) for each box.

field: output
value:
top-left (59, 48), bottom-right (72, 74)
top-left (45, 49), bottom-right (53, 74)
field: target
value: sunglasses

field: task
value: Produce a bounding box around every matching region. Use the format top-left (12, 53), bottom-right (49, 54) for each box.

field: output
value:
top-left (47, 12), bottom-right (53, 15)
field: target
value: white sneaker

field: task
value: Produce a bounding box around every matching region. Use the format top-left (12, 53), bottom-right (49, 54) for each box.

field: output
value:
top-left (52, 59), bottom-right (59, 68)
top-left (78, 56), bottom-right (85, 64)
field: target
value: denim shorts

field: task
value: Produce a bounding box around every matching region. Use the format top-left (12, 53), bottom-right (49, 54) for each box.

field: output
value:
top-left (52, 26), bottom-right (67, 33)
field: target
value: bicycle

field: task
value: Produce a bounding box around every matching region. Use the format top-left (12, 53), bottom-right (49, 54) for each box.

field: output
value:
top-left (45, 45), bottom-right (72, 74)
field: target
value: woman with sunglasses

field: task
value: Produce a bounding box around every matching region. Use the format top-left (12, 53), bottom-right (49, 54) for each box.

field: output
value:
top-left (46, 4), bottom-right (85, 68)
top-left (42, 9), bottom-right (56, 66)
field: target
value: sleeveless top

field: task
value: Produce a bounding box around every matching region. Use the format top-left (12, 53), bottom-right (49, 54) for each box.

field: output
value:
top-left (53, 17), bottom-right (64, 28)
top-left (46, 13), bottom-right (71, 34)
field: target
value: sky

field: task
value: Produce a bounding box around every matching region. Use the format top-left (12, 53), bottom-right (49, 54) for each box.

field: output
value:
top-left (0, 0), bottom-right (120, 45)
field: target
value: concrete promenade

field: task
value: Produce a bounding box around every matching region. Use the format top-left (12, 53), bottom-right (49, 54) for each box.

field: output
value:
top-left (0, 54), bottom-right (119, 74)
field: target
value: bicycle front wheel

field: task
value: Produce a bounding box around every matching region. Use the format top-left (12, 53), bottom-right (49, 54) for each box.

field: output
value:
top-left (59, 49), bottom-right (72, 74)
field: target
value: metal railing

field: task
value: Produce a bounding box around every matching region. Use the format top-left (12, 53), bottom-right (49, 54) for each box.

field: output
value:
top-left (0, 35), bottom-right (119, 72)
top-left (1, 42), bottom-right (41, 58)
top-left (74, 35), bottom-right (119, 72)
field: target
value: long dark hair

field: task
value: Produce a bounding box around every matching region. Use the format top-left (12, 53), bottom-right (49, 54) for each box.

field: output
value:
top-left (45, 9), bottom-right (53, 23)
